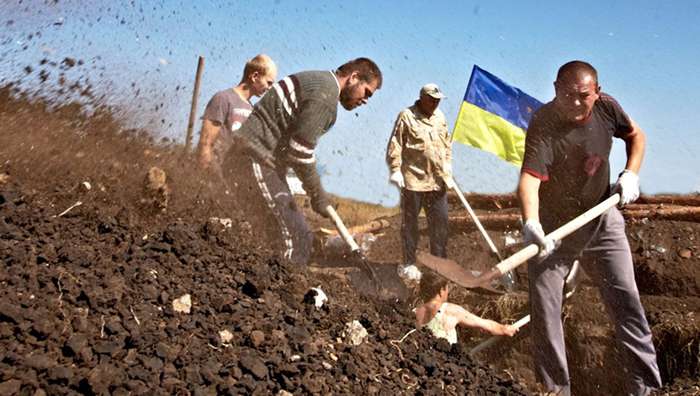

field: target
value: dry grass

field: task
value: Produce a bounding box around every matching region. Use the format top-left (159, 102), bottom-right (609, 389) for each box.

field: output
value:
top-left (333, 196), bottom-right (398, 226)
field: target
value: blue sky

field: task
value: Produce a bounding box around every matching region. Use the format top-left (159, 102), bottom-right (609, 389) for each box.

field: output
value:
top-left (2, 1), bottom-right (699, 205)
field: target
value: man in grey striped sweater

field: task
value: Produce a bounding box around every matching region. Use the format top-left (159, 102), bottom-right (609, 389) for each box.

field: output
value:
top-left (222, 58), bottom-right (382, 265)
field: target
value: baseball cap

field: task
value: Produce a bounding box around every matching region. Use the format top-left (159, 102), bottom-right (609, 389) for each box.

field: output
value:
top-left (420, 83), bottom-right (446, 99)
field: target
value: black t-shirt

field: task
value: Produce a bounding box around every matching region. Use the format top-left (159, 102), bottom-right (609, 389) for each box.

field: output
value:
top-left (522, 93), bottom-right (633, 229)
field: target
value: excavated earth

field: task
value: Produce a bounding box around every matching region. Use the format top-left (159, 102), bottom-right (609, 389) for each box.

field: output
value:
top-left (0, 87), bottom-right (532, 395)
top-left (1, 84), bottom-right (699, 396)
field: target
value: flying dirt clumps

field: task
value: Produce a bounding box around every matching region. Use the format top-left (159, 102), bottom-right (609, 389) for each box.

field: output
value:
top-left (142, 166), bottom-right (170, 212)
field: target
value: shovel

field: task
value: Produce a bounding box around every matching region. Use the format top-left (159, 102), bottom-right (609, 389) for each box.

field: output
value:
top-left (451, 183), bottom-right (515, 290)
top-left (418, 193), bottom-right (620, 289)
top-left (325, 205), bottom-right (381, 290)
top-left (468, 259), bottom-right (582, 355)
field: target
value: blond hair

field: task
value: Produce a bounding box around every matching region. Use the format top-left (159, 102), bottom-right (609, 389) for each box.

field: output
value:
top-left (242, 54), bottom-right (275, 81)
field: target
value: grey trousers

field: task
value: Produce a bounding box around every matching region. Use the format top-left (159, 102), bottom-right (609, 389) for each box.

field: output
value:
top-left (528, 207), bottom-right (662, 395)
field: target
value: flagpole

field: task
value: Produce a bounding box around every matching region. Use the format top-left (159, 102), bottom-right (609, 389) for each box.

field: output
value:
top-left (451, 183), bottom-right (503, 261)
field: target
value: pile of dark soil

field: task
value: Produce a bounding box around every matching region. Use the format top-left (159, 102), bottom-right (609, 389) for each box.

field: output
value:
top-left (0, 87), bottom-right (529, 395)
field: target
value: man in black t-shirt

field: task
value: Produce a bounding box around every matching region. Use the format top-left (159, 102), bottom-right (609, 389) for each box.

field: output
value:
top-left (517, 61), bottom-right (661, 395)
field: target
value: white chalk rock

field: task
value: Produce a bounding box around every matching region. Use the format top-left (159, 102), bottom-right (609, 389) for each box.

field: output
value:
top-left (172, 294), bottom-right (192, 314)
top-left (343, 320), bottom-right (368, 346)
top-left (311, 287), bottom-right (328, 308)
top-left (397, 264), bottom-right (422, 282)
top-left (219, 329), bottom-right (233, 344)
top-left (209, 217), bottom-right (233, 229)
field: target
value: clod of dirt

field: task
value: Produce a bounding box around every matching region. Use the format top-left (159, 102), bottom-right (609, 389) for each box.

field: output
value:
top-left (143, 166), bottom-right (169, 211)
top-left (0, 379), bottom-right (22, 395)
top-left (245, 330), bottom-right (263, 348)
top-left (678, 248), bottom-right (693, 259)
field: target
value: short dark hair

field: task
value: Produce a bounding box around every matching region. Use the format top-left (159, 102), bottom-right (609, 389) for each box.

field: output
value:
top-left (418, 272), bottom-right (448, 302)
top-left (556, 60), bottom-right (598, 85)
top-left (337, 57), bottom-right (383, 89)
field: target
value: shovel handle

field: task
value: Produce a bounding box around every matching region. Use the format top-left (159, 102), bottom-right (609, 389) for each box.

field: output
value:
top-left (452, 184), bottom-right (503, 261)
top-left (491, 193), bottom-right (621, 278)
top-left (326, 205), bottom-right (360, 252)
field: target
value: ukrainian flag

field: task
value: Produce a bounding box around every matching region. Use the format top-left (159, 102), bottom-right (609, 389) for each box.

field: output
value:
top-left (452, 65), bottom-right (543, 167)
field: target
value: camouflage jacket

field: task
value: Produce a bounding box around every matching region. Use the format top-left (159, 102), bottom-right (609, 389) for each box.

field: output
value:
top-left (386, 103), bottom-right (452, 191)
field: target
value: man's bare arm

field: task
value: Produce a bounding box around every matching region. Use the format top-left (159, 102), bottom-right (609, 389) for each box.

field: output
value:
top-left (196, 119), bottom-right (222, 169)
top-left (518, 172), bottom-right (542, 222)
top-left (622, 119), bottom-right (646, 174)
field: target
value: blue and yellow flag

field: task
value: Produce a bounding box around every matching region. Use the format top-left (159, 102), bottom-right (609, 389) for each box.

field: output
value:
top-left (452, 65), bottom-right (543, 166)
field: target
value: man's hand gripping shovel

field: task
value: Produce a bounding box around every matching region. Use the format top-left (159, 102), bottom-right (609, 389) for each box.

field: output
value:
top-left (325, 205), bottom-right (381, 293)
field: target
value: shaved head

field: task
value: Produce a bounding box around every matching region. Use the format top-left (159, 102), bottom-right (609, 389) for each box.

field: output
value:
top-left (553, 60), bottom-right (601, 124)
top-left (556, 60), bottom-right (598, 85)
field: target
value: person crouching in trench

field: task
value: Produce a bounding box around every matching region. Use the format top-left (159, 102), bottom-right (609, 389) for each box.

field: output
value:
top-left (414, 274), bottom-right (518, 344)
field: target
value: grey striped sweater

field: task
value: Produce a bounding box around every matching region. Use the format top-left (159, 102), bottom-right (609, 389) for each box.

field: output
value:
top-left (232, 70), bottom-right (340, 201)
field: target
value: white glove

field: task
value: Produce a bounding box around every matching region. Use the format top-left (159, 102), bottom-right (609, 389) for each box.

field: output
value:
top-left (397, 263), bottom-right (422, 282)
top-left (613, 169), bottom-right (640, 206)
top-left (389, 171), bottom-right (405, 188)
top-left (522, 219), bottom-right (558, 260)
top-left (442, 174), bottom-right (456, 189)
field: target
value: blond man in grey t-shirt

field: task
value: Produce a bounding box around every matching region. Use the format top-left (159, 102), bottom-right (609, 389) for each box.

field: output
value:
top-left (197, 54), bottom-right (277, 173)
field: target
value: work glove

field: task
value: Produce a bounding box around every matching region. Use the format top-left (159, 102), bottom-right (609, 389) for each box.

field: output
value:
top-left (310, 191), bottom-right (332, 218)
top-left (613, 169), bottom-right (640, 206)
top-left (389, 170), bottom-right (405, 188)
top-left (522, 219), bottom-right (558, 260)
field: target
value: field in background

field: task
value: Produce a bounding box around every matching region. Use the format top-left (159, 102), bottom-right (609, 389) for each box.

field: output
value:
top-left (295, 194), bottom-right (399, 228)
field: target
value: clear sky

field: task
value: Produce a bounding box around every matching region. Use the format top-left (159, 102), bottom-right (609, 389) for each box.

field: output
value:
top-left (2, 0), bottom-right (699, 205)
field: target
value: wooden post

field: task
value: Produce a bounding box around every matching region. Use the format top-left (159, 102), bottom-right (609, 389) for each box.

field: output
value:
top-left (184, 56), bottom-right (205, 154)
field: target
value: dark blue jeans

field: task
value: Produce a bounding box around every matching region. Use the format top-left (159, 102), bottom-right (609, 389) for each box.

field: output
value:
top-left (400, 188), bottom-right (448, 264)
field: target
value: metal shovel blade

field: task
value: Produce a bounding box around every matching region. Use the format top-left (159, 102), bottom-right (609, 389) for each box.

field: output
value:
top-left (416, 251), bottom-right (503, 294)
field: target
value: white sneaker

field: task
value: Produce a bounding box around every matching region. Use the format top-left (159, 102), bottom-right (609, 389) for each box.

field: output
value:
top-left (397, 264), bottom-right (422, 282)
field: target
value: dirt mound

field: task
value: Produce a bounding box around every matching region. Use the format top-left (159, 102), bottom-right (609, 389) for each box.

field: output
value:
top-left (0, 87), bottom-right (529, 394)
